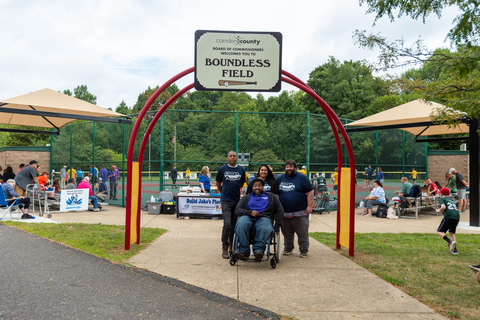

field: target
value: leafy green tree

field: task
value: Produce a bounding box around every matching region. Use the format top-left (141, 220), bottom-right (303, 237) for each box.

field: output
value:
top-left (214, 92), bottom-right (252, 111)
top-left (301, 57), bottom-right (387, 120)
top-left (250, 149), bottom-right (284, 171)
top-left (115, 100), bottom-right (130, 115)
top-left (73, 85), bottom-right (97, 104)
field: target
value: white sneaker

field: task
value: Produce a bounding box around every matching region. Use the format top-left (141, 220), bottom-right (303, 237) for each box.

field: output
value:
top-left (449, 241), bottom-right (456, 253)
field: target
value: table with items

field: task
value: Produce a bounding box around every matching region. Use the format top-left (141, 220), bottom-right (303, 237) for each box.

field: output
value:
top-left (176, 186), bottom-right (222, 218)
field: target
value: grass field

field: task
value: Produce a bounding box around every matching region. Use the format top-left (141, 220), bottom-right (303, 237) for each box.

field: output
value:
top-left (310, 232), bottom-right (480, 320)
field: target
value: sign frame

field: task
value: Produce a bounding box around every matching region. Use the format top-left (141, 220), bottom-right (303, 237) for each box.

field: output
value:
top-left (194, 30), bottom-right (282, 92)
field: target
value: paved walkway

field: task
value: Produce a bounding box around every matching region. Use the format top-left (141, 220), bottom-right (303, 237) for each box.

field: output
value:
top-left (4, 206), bottom-right (480, 319)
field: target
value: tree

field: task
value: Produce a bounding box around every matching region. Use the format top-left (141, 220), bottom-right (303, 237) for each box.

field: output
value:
top-left (115, 100), bottom-right (130, 115)
top-left (301, 57), bottom-right (387, 120)
top-left (73, 85), bottom-right (97, 104)
top-left (355, 0), bottom-right (480, 118)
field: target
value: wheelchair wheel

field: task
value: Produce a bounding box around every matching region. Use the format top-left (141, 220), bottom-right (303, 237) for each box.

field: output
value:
top-left (229, 256), bottom-right (237, 266)
top-left (270, 257), bottom-right (276, 269)
top-left (275, 232), bottom-right (282, 263)
top-left (47, 213), bottom-right (52, 219)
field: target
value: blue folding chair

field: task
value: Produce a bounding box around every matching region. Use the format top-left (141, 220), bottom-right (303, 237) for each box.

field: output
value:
top-left (0, 186), bottom-right (21, 221)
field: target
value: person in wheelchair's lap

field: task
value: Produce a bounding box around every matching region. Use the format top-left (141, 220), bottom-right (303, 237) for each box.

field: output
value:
top-left (233, 178), bottom-right (284, 260)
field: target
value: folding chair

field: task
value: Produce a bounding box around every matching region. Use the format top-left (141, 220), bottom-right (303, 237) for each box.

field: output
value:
top-left (0, 186), bottom-right (21, 221)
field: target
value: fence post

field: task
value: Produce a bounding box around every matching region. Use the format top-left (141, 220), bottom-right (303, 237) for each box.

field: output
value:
top-left (402, 131), bottom-right (405, 176)
top-left (49, 129), bottom-right (53, 174)
top-left (235, 112), bottom-right (239, 155)
top-left (306, 111), bottom-right (310, 177)
top-left (122, 123), bottom-right (125, 207)
top-left (425, 136), bottom-right (428, 177)
top-left (375, 130), bottom-right (378, 169)
top-left (92, 121), bottom-right (96, 192)
top-left (160, 114), bottom-right (165, 191)
top-left (70, 125), bottom-right (73, 175)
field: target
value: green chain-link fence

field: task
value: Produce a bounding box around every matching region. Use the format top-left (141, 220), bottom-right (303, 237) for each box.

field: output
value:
top-left (50, 110), bottom-right (427, 207)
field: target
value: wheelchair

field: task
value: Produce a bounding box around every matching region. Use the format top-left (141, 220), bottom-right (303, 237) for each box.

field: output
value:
top-left (229, 229), bottom-right (282, 269)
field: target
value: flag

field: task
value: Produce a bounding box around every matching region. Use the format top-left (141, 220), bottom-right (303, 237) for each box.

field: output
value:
top-left (172, 135), bottom-right (175, 144)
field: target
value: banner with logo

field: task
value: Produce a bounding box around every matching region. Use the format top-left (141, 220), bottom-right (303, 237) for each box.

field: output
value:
top-left (60, 189), bottom-right (89, 212)
top-left (177, 196), bottom-right (222, 217)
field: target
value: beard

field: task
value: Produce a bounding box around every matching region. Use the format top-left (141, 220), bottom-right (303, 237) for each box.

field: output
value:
top-left (285, 169), bottom-right (296, 177)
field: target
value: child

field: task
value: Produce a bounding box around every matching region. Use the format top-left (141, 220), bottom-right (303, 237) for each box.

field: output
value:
top-left (185, 167), bottom-right (190, 185)
top-left (436, 188), bottom-right (460, 254)
top-left (52, 179), bottom-right (61, 194)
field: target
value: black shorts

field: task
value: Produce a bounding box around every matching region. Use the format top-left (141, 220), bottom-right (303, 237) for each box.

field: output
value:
top-left (437, 218), bottom-right (459, 234)
top-left (367, 176), bottom-right (373, 180)
top-left (333, 185), bottom-right (338, 190)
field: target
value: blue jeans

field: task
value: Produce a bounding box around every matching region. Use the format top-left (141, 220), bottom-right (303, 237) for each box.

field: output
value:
top-left (234, 215), bottom-right (274, 255)
top-left (89, 196), bottom-right (98, 209)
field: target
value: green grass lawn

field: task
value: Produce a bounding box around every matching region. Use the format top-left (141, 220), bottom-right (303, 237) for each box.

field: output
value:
top-left (2, 222), bottom-right (166, 264)
top-left (310, 232), bottom-right (480, 320)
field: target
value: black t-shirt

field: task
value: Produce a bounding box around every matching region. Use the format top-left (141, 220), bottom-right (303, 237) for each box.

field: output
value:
top-left (170, 168), bottom-right (178, 180)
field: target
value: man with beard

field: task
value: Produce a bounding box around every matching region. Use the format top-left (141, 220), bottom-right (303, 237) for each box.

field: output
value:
top-left (216, 151), bottom-right (246, 259)
top-left (233, 178), bottom-right (284, 260)
top-left (276, 159), bottom-right (313, 258)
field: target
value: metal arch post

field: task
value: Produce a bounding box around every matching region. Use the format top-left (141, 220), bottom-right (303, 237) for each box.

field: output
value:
top-left (282, 71), bottom-right (356, 256)
top-left (125, 67), bottom-right (194, 250)
top-left (135, 84), bottom-right (195, 241)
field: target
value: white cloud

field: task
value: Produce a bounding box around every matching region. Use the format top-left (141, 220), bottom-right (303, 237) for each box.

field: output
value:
top-left (0, 0), bottom-right (460, 109)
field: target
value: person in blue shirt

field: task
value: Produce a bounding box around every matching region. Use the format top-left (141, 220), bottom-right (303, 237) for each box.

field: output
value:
top-left (276, 159), bottom-right (313, 258)
top-left (99, 164), bottom-right (109, 183)
top-left (198, 166), bottom-right (211, 193)
top-left (233, 178), bottom-right (284, 260)
top-left (107, 166), bottom-right (117, 200)
top-left (94, 177), bottom-right (109, 202)
top-left (363, 179), bottom-right (386, 217)
top-left (2, 179), bottom-right (34, 219)
top-left (216, 151), bottom-right (246, 259)
top-left (76, 167), bottom-right (84, 186)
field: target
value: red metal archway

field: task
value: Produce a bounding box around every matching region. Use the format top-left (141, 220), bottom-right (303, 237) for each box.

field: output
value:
top-left (125, 68), bottom-right (356, 256)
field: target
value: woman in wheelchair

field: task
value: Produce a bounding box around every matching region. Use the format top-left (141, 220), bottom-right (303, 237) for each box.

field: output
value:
top-left (233, 178), bottom-right (284, 261)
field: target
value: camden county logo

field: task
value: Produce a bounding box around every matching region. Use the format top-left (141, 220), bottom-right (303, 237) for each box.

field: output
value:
top-left (66, 194), bottom-right (83, 208)
top-left (183, 204), bottom-right (189, 210)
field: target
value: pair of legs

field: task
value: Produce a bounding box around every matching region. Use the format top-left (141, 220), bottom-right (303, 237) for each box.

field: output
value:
top-left (89, 195), bottom-right (99, 211)
top-left (282, 215), bottom-right (309, 255)
top-left (109, 180), bottom-right (117, 200)
top-left (332, 185), bottom-right (337, 199)
top-left (458, 189), bottom-right (467, 212)
top-left (172, 179), bottom-right (177, 188)
top-left (437, 218), bottom-right (459, 254)
top-left (234, 215), bottom-right (274, 258)
top-left (363, 199), bottom-right (384, 217)
top-left (221, 201), bottom-right (238, 258)
top-left (8, 197), bottom-right (31, 215)
top-left (95, 193), bottom-right (106, 202)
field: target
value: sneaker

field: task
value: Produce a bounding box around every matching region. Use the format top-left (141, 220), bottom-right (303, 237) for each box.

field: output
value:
top-left (299, 252), bottom-right (308, 258)
top-left (93, 208), bottom-right (100, 212)
top-left (21, 213), bottom-right (35, 220)
top-left (452, 248), bottom-right (459, 255)
top-left (449, 241), bottom-right (456, 253)
top-left (234, 250), bottom-right (248, 260)
top-left (283, 250), bottom-right (293, 256)
top-left (254, 250), bottom-right (264, 261)
top-left (469, 265), bottom-right (480, 273)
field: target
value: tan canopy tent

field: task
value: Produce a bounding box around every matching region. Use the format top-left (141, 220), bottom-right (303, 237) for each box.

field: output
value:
top-left (345, 99), bottom-right (468, 136)
top-left (0, 88), bottom-right (131, 134)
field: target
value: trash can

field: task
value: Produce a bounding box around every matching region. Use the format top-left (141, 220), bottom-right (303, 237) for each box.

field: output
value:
top-left (147, 202), bottom-right (161, 215)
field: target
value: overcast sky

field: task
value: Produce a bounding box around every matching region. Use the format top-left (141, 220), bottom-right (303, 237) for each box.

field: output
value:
top-left (1, 0), bottom-right (459, 110)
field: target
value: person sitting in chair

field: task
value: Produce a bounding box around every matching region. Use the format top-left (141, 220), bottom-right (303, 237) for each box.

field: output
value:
top-left (78, 176), bottom-right (101, 212)
top-left (2, 179), bottom-right (34, 219)
top-left (233, 178), bottom-right (284, 260)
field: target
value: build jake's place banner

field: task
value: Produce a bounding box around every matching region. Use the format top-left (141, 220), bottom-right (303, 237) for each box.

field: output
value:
top-left (177, 196), bottom-right (223, 217)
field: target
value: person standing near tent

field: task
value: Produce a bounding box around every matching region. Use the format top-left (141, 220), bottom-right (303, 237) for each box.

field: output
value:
top-left (14, 160), bottom-right (39, 197)
top-left (216, 151), bottom-right (246, 259)
top-left (449, 168), bottom-right (469, 214)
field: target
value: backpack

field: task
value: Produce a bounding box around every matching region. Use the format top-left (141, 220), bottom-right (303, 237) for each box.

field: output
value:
top-left (435, 181), bottom-right (442, 190)
top-left (409, 184), bottom-right (421, 198)
top-left (399, 197), bottom-right (410, 209)
top-left (376, 204), bottom-right (388, 218)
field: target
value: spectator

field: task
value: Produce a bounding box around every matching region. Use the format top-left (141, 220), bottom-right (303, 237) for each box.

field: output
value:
top-left (94, 177), bottom-right (108, 202)
top-left (394, 177), bottom-right (413, 197)
top-left (78, 176), bottom-right (100, 212)
top-left (2, 166), bottom-right (16, 183)
top-left (107, 166), bottom-right (118, 200)
top-left (444, 172), bottom-right (457, 194)
top-left (99, 164), bottom-right (108, 183)
top-left (362, 167), bottom-right (369, 188)
top-left (246, 164), bottom-right (279, 195)
top-left (89, 165), bottom-right (99, 185)
top-left (2, 179), bottom-right (34, 219)
top-left (170, 165), bottom-right (180, 188)
top-left (363, 179), bottom-right (386, 217)
top-left (198, 166), bottom-right (211, 193)
top-left (276, 159), bottom-right (313, 258)
top-left (52, 179), bottom-right (61, 194)
top-left (449, 168), bottom-right (469, 213)
top-left (298, 165), bottom-right (307, 176)
top-left (185, 167), bottom-right (191, 185)
top-left (67, 167), bottom-right (76, 183)
top-left (410, 168), bottom-right (418, 184)
top-left (436, 188), bottom-right (459, 254)
top-left (14, 160), bottom-right (39, 196)
top-left (60, 165), bottom-right (67, 189)
top-left (76, 167), bottom-right (84, 186)
top-left (17, 163), bottom-right (25, 174)
top-left (377, 167), bottom-right (384, 184)
top-left (366, 166), bottom-right (375, 188)
top-left (233, 178), bottom-right (284, 260)
top-left (38, 171), bottom-right (54, 199)
top-left (65, 178), bottom-right (76, 190)
top-left (216, 151), bottom-right (246, 259)
top-left (331, 167), bottom-right (338, 200)
top-left (423, 177), bottom-right (438, 206)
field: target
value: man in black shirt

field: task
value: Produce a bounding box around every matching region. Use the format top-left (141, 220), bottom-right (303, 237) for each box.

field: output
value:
top-left (170, 166), bottom-right (180, 188)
